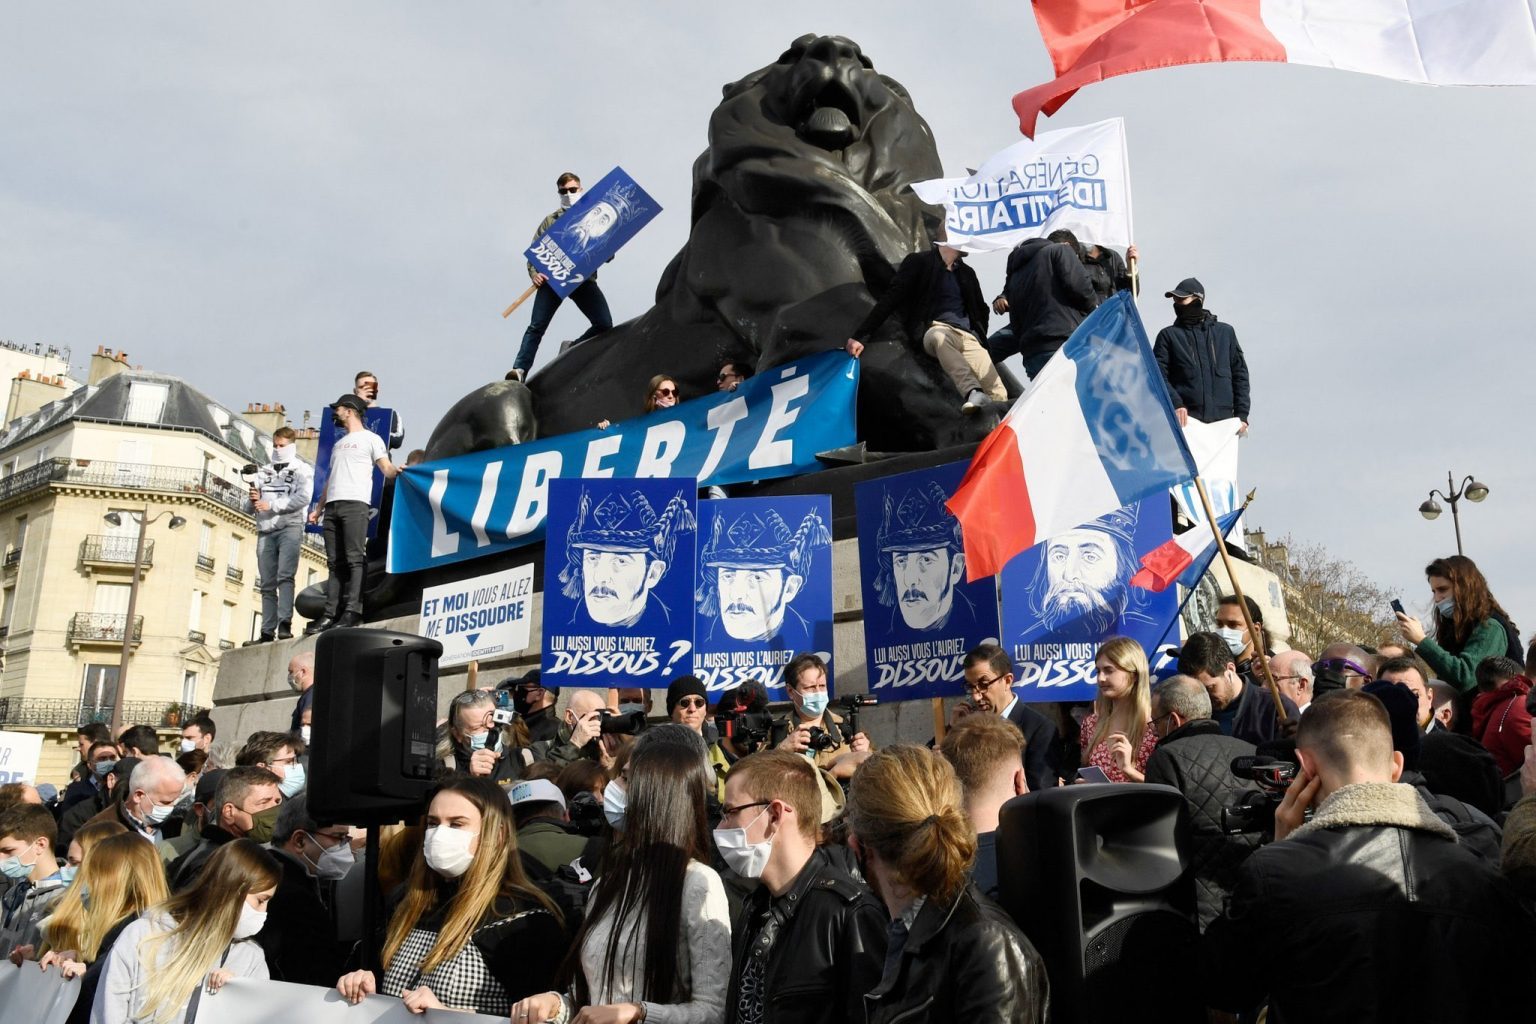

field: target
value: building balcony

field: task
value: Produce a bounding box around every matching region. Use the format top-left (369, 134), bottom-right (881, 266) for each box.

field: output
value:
top-left (187, 629), bottom-right (206, 644)
top-left (0, 697), bottom-right (208, 730)
top-left (226, 565), bottom-right (244, 584)
top-left (0, 458), bottom-right (252, 516)
top-left (2, 549), bottom-right (20, 571)
top-left (196, 554), bottom-right (215, 572)
top-left (218, 639), bottom-right (235, 651)
top-left (67, 612), bottom-right (144, 647)
top-left (81, 535), bottom-right (154, 569)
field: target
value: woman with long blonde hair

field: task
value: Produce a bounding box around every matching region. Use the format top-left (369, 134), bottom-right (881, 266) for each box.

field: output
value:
top-left (89, 838), bottom-right (277, 1024)
top-left (336, 776), bottom-right (564, 1015)
top-left (38, 819), bottom-right (128, 955)
top-left (1079, 635), bottom-right (1155, 782)
top-left (39, 832), bottom-right (167, 1024)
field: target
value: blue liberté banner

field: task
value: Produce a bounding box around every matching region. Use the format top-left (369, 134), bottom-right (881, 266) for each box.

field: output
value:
top-left (541, 478), bottom-right (698, 689)
top-left (855, 461), bottom-right (1001, 702)
top-left (387, 352), bottom-right (859, 574)
top-left (307, 407), bottom-right (396, 539)
top-left (692, 495), bottom-right (834, 699)
top-left (999, 497), bottom-right (1176, 703)
top-left (525, 166), bottom-right (661, 299)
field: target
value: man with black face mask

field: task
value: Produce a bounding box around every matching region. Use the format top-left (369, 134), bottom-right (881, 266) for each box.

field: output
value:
top-left (506, 670), bottom-right (560, 744)
top-left (1153, 277), bottom-right (1250, 434)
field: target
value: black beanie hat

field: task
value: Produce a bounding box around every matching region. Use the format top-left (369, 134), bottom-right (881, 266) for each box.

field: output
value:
top-left (1361, 681), bottom-right (1422, 772)
top-left (666, 675), bottom-right (709, 716)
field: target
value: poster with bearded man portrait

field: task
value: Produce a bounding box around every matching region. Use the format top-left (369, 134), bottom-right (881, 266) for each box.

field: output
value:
top-left (1000, 498), bottom-right (1175, 704)
top-left (692, 495), bottom-right (833, 698)
top-left (855, 461), bottom-right (1001, 701)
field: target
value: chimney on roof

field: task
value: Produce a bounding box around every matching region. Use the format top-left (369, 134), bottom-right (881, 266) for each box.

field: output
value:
top-left (7, 370), bottom-right (66, 425)
top-left (241, 402), bottom-right (288, 436)
top-left (89, 347), bottom-right (131, 386)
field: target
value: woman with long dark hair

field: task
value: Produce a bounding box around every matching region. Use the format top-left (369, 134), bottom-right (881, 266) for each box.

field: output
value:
top-left (336, 776), bottom-right (564, 1015)
top-left (89, 838), bottom-right (277, 1024)
top-left (1398, 555), bottom-right (1517, 694)
top-left (511, 724), bottom-right (730, 1024)
top-left (846, 745), bottom-right (1048, 1024)
top-left (598, 375), bottom-right (680, 431)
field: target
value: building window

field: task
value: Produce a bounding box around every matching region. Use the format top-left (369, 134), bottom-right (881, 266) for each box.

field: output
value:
top-left (306, 568), bottom-right (318, 588)
top-left (93, 581), bottom-right (131, 616)
top-left (228, 534), bottom-right (242, 568)
top-left (188, 590), bottom-right (203, 632)
top-left (1, 585), bottom-right (13, 635)
top-left (182, 670), bottom-right (199, 707)
top-left (199, 523), bottom-right (213, 558)
top-left (14, 516), bottom-right (27, 552)
top-left (125, 381), bottom-right (170, 424)
top-left (219, 602), bottom-right (234, 645)
top-left (81, 664), bottom-right (119, 718)
top-left (250, 610), bottom-right (262, 642)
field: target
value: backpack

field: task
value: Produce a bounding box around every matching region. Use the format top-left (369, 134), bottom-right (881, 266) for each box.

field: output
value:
top-left (1491, 611), bottom-right (1525, 663)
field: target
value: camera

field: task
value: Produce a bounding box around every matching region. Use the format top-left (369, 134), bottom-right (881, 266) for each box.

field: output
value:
top-left (715, 708), bottom-right (782, 752)
top-left (1222, 755), bottom-right (1298, 835)
top-left (836, 693), bottom-right (878, 737)
top-left (567, 790), bottom-right (605, 837)
top-left (597, 707), bottom-right (647, 736)
top-left (805, 726), bottom-right (840, 753)
top-left (491, 707), bottom-right (517, 727)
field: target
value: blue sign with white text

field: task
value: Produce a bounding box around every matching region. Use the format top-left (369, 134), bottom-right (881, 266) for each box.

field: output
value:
top-left (387, 352), bottom-right (859, 574)
top-left (541, 478), bottom-right (697, 690)
top-left (999, 498), bottom-right (1176, 703)
top-left (692, 496), bottom-right (834, 699)
top-left (856, 462), bottom-right (1001, 702)
top-left (525, 166), bottom-right (661, 299)
top-left (307, 407), bottom-right (395, 539)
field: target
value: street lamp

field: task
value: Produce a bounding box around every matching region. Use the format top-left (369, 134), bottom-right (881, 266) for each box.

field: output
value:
top-left (1418, 471), bottom-right (1488, 556)
top-left (104, 506), bottom-right (186, 735)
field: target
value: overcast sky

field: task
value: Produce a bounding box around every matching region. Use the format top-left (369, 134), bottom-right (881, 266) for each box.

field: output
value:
top-left (3, 2), bottom-right (1531, 638)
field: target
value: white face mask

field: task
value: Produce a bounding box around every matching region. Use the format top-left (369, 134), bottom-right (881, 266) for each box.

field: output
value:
top-left (146, 800), bottom-right (177, 825)
top-left (300, 725), bottom-right (312, 744)
top-left (559, 187), bottom-right (580, 209)
top-left (421, 826), bottom-right (478, 878)
top-left (713, 806), bottom-right (774, 879)
top-left (317, 839), bottom-right (355, 881)
top-left (272, 445), bottom-right (295, 465)
top-left (602, 779), bottom-right (627, 832)
top-left (179, 738), bottom-right (197, 754)
top-left (1217, 627), bottom-right (1248, 657)
top-left (233, 901), bottom-right (267, 940)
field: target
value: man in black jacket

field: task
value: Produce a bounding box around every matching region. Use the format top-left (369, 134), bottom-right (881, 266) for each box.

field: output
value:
top-left (990, 230), bottom-right (1098, 379)
top-left (961, 644), bottom-right (1064, 791)
top-left (1143, 675), bottom-right (1262, 928)
top-left (721, 751), bottom-right (886, 1024)
top-left (1178, 632), bottom-right (1297, 747)
top-left (1203, 690), bottom-right (1535, 1021)
top-left (1153, 277), bottom-right (1250, 432)
top-left (847, 242), bottom-right (1005, 414)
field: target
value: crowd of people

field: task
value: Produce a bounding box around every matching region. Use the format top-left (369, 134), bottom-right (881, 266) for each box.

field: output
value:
top-left (2, 550), bottom-right (1533, 1021)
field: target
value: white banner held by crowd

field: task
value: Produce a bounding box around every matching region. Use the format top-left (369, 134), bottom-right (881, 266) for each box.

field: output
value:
top-left (419, 564), bottom-right (536, 669)
top-left (1173, 417), bottom-right (1246, 553)
top-left (910, 117), bottom-right (1133, 253)
top-left (200, 978), bottom-right (506, 1024)
top-left (0, 731), bottom-right (43, 785)
top-left (0, 964), bottom-right (79, 1024)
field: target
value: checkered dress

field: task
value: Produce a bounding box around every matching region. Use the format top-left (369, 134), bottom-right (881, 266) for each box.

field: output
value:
top-left (381, 908), bottom-right (551, 1014)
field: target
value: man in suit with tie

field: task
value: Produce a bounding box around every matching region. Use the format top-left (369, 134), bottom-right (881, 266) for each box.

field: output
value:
top-left (961, 644), bottom-right (1064, 792)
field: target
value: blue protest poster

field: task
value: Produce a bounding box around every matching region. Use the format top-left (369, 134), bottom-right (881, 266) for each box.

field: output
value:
top-left (387, 352), bottom-right (858, 574)
top-left (692, 496), bottom-right (833, 699)
top-left (855, 462), bottom-right (1001, 702)
top-left (307, 407), bottom-right (395, 538)
top-left (999, 498), bottom-right (1176, 703)
top-left (541, 478), bottom-right (698, 689)
top-left (525, 167), bottom-right (661, 299)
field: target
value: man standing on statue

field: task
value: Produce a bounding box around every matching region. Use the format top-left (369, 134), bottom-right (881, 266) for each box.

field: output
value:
top-left (510, 172), bottom-right (615, 382)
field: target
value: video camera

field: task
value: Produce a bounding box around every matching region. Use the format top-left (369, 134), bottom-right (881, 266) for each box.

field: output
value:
top-left (597, 707), bottom-right (647, 736)
top-left (1221, 755), bottom-right (1298, 836)
top-left (567, 790), bottom-right (606, 837)
top-left (837, 693), bottom-right (878, 737)
top-left (714, 708), bottom-right (784, 753)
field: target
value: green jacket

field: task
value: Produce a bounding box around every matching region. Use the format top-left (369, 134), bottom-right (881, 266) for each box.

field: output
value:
top-left (517, 818), bottom-right (589, 875)
top-left (1417, 618), bottom-right (1507, 693)
top-left (527, 209), bottom-right (563, 282)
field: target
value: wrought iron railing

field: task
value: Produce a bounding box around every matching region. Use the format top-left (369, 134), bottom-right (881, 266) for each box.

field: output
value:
top-left (187, 629), bottom-right (206, 644)
top-left (2, 549), bottom-right (20, 569)
top-left (0, 697), bottom-right (208, 729)
top-left (218, 639), bottom-right (235, 651)
top-left (196, 554), bottom-right (215, 571)
top-left (80, 535), bottom-right (154, 566)
top-left (66, 612), bottom-right (144, 645)
top-left (226, 565), bottom-right (243, 583)
top-left (0, 458), bottom-right (251, 515)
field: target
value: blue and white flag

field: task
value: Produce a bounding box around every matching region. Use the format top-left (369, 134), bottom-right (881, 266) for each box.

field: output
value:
top-left (692, 496), bottom-right (834, 698)
top-left (387, 353), bottom-right (859, 574)
top-left (910, 117), bottom-right (1132, 253)
top-left (541, 478), bottom-right (698, 689)
top-left (855, 461), bottom-right (1001, 702)
top-left (525, 166), bottom-right (661, 298)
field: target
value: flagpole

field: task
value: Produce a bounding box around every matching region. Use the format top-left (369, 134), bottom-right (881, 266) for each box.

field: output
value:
top-left (1192, 477), bottom-right (1287, 721)
top-left (1150, 488), bottom-right (1257, 653)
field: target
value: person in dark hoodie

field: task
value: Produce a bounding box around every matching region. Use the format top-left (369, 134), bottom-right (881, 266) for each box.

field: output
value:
top-left (988, 229), bottom-right (1099, 380)
top-left (1081, 242), bottom-right (1138, 303)
top-left (1153, 277), bottom-right (1250, 432)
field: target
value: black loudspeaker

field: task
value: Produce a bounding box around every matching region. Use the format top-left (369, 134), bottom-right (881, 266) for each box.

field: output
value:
top-left (308, 627), bottom-right (443, 824)
top-left (997, 784), bottom-right (1200, 1024)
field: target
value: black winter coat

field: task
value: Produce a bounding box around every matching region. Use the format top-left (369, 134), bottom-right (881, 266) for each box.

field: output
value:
top-left (1142, 719), bottom-right (1262, 929)
top-left (259, 848), bottom-right (346, 986)
top-left (1222, 681), bottom-right (1297, 748)
top-left (1152, 311), bottom-right (1250, 422)
top-left (863, 885), bottom-right (1049, 1024)
top-left (1203, 781), bottom-right (1536, 1022)
top-left (1002, 238), bottom-right (1098, 353)
top-left (1082, 245), bottom-right (1132, 303)
top-left (724, 848), bottom-right (887, 1024)
top-left (852, 249), bottom-right (988, 345)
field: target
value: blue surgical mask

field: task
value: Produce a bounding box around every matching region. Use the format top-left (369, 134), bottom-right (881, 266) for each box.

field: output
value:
top-left (93, 759), bottom-right (117, 778)
top-left (59, 864), bottom-right (79, 885)
top-left (0, 848), bottom-right (37, 880)
top-left (468, 731), bottom-right (490, 751)
top-left (1436, 597), bottom-right (1455, 618)
top-left (277, 762), bottom-right (306, 799)
top-left (800, 691), bottom-right (830, 717)
top-left (602, 779), bottom-right (627, 832)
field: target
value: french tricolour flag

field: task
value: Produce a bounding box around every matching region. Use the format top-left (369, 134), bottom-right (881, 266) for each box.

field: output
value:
top-left (1131, 509), bottom-right (1244, 593)
top-left (1014, 0), bottom-right (1536, 136)
top-left (947, 292), bottom-right (1197, 581)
